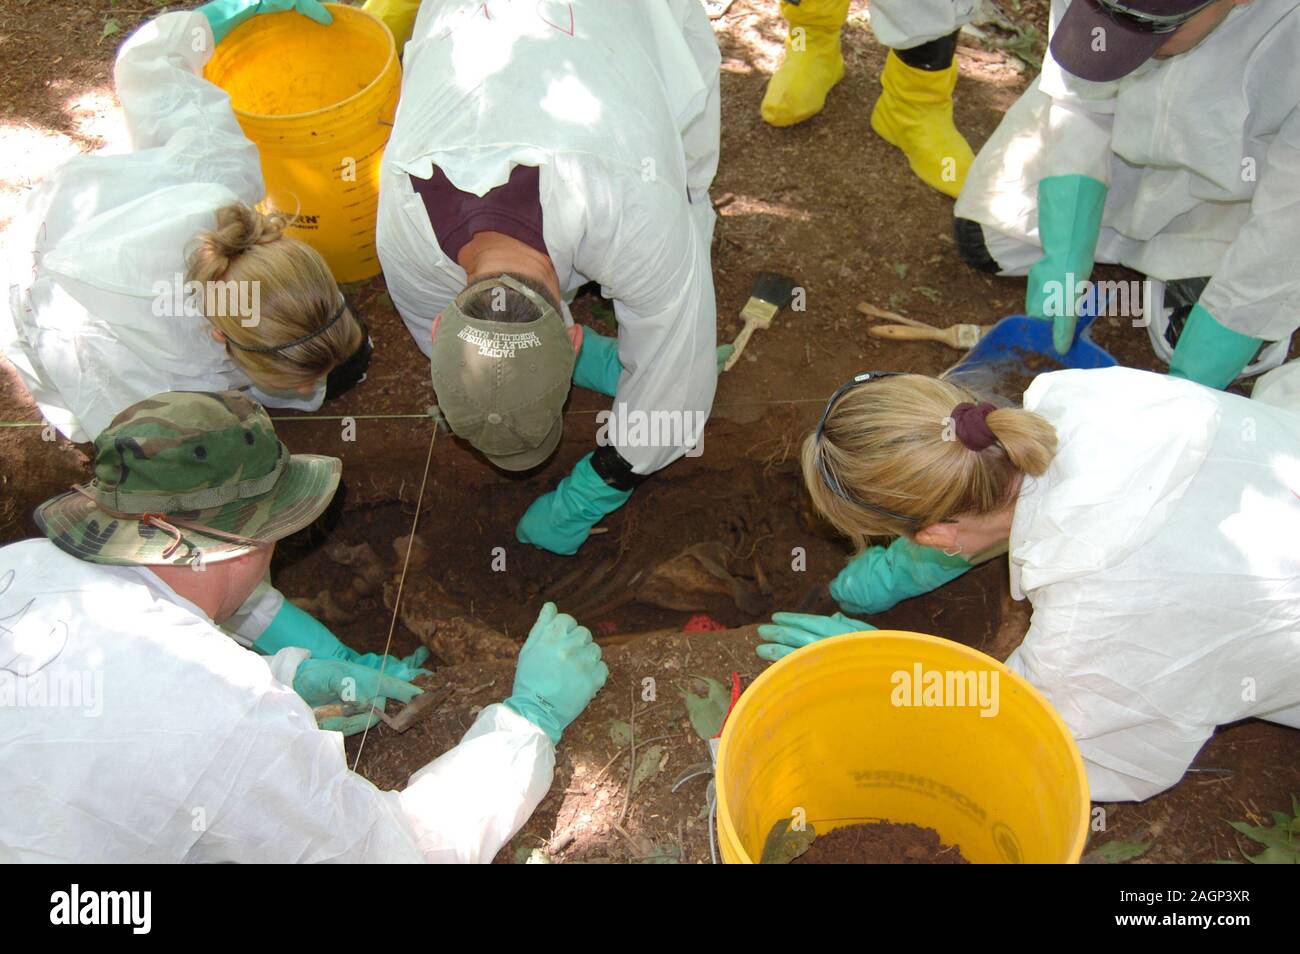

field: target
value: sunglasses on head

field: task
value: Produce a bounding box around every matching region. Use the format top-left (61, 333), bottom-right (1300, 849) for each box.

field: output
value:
top-left (1094, 0), bottom-right (1217, 35)
top-left (813, 370), bottom-right (923, 527)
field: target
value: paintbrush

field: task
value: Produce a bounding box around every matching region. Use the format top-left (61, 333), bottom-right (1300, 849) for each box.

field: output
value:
top-left (724, 271), bottom-right (797, 371)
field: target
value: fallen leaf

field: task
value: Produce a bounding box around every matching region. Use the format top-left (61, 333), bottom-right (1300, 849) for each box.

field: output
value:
top-left (680, 675), bottom-right (729, 741)
top-left (760, 816), bottom-right (817, 864)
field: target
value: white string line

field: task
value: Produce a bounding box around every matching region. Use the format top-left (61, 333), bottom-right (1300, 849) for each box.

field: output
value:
top-left (0, 397), bottom-right (832, 429)
top-left (349, 421), bottom-right (439, 771)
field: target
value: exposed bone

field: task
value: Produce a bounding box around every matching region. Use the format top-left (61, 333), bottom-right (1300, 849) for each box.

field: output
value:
top-left (392, 532), bottom-right (431, 573)
top-left (290, 589), bottom-right (358, 626)
top-left (324, 541), bottom-right (387, 596)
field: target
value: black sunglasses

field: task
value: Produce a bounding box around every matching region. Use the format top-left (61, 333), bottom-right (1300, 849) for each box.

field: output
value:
top-left (1094, 0), bottom-right (1216, 35)
top-left (813, 371), bottom-right (923, 527)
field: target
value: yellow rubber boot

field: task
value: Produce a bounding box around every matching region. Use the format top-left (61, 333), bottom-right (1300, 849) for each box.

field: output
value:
top-left (761, 0), bottom-right (851, 127)
top-left (870, 50), bottom-right (974, 198)
top-left (362, 0), bottom-right (422, 48)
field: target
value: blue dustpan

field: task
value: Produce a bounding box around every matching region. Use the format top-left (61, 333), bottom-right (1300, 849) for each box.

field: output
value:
top-left (946, 293), bottom-right (1117, 400)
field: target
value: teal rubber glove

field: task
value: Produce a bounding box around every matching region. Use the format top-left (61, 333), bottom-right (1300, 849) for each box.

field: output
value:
top-left (504, 602), bottom-right (609, 744)
top-left (516, 452), bottom-right (632, 555)
top-left (293, 657), bottom-right (422, 735)
top-left (756, 612), bottom-right (876, 662)
top-left (573, 329), bottom-right (734, 397)
top-left (199, 0), bottom-right (332, 44)
top-left (830, 538), bottom-right (973, 616)
top-left (1168, 302), bottom-right (1263, 390)
top-left (254, 600), bottom-right (431, 682)
top-left (572, 330), bottom-right (623, 397)
top-left (1026, 174), bottom-right (1108, 354)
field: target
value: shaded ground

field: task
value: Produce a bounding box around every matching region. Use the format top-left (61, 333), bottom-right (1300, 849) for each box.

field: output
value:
top-left (1, 0), bottom-right (1296, 863)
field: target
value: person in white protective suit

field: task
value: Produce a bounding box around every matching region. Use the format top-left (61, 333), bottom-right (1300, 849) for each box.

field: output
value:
top-left (757, 366), bottom-right (1300, 802)
top-left (952, 0), bottom-right (1300, 387)
top-left (369, 0), bottom-right (724, 557)
top-left (0, 1), bottom-right (373, 446)
top-left (759, 0), bottom-right (981, 197)
top-left (0, 390), bottom-right (607, 863)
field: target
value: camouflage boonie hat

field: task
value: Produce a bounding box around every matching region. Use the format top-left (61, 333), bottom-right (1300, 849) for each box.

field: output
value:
top-left (35, 391), bottom-right (341, 566)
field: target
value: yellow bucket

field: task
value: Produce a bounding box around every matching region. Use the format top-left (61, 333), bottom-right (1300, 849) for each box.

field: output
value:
top-left (716, 631), bottom-right (1090, 863)
top-left (204, 3), bottom-right (399, 283)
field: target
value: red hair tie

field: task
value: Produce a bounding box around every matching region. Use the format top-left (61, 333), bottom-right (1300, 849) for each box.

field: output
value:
top-left (951, 402), bottom-right (998, 451)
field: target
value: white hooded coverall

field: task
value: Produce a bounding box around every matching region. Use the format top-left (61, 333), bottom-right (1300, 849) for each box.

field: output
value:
top-left (0, 12), bottom-right (327, 444)
top-left (375, 0), bottom-right (721, 475)
top-left (1006, 367), bottom-right (1300, 802)
top-left (954, 1), bottom-right (1300, 354)
top-left (0, 539), bottom-right (554, 863)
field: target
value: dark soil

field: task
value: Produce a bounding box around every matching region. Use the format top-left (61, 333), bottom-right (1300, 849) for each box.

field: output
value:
top-left (793, 821), bottom-right (971, 864)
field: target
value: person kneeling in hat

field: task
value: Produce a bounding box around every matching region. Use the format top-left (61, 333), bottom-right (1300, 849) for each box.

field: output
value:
top-left (375, 0), bottom-right (728, 555)
top-left (953, 0), bottom-right (1298, 385)
top-left (0, 391), bottom-right (607, 862)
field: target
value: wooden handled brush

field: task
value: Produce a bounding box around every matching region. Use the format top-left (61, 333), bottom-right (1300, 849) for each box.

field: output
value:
top-left (724, 272), bottom-right (797, 372)
top-left (856, 302), bottom-right (989, 351)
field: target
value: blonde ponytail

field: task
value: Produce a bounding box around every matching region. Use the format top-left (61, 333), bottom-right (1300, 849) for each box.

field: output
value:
top-left (187, 203), bottom-right (363, 391)
top-left (801, 374), bottom-right (1058, 551)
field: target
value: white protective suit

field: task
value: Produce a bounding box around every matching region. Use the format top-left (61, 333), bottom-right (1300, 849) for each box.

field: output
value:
top-left (375, 0), bottom-right (721, 474)
top-left (869, 0), bottom-right (978, 49)
top-left (954, 1), bottom-right (1300, 355)
top-left (1005, 367), bottom-right (1300, 802)
top-left (0, 12), bottom-right (326, 444)
top-left (0, 539), bottom-right (553, 863)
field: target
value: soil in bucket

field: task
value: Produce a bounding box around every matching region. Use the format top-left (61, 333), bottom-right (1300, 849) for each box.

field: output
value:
top-left (791, 822), bottom-right (971, 865)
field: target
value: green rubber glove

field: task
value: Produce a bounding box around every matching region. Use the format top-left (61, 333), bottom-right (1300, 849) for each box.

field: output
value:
top-left (293, 657), bottom-right (422, 709)
top-left (572, 330), bottom-right (624, 397)
top-left (573, 329), bottom-right (734, 397)
top-left (516, 452), bottom-right (633, 555)
top-left (1026, 174), bottom-right (1108, 355)
top-left (756, 612), bottom-right (876, 662)
top-left (1168, 302), bottom-right (1263, 390)
top-left (199, 0), bottom-right (332, 44)
top-left (253, 600), bottom-right (432, 681)
top-left (830, 538), bottom-right (972, 616)
top-left (504, 602), bottom-right (609, 744)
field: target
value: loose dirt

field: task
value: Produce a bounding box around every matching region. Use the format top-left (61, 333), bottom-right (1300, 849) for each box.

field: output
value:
top-left (792, 821), bottom-right (971, 864)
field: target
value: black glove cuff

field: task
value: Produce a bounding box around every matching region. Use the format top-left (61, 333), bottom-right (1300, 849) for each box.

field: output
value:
top-left (896, 30), bottom-right (960, 72)
top-left (590, 445), bottom-right (647, 492)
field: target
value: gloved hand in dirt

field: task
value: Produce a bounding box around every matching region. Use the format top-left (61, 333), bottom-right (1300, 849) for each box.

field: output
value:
top-left (199, 0), bottom-right (332, 44)
top-left (830, 537), bottom-right (973, 616)
top-left (254, 600), bottom-right (432, 681)
top-left (755, 612), bottom-right (875, 661)
top-left (516, 452), bottom-right (632, 555)
top-left (293, 657), bottom-right (423, 735)
top-left (504, 602), bottom-right (609, 744)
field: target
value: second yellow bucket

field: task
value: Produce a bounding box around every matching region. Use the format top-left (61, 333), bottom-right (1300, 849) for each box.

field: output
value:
top-left (716, 631), bottom-right (1090, 863)
top-left (204, 3), bottom-right (399, 283)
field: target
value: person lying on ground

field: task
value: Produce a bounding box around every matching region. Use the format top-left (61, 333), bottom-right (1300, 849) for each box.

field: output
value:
top-left (759, 366), bottom-right (1300, 801)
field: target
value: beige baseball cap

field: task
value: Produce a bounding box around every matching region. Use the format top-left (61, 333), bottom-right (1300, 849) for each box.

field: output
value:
top-left (430, 274), bottom-right (575, 471)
